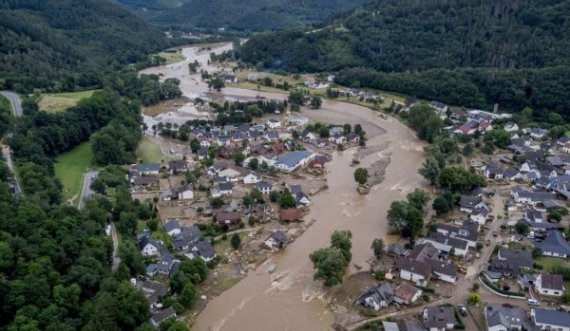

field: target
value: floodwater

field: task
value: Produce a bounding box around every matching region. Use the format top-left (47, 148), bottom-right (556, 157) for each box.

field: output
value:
top-left (140, 43), bottom-right (426, 331)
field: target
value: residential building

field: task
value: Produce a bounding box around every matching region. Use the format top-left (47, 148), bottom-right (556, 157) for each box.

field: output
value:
top-left (356, 283), bottom-right (395, 311)
top-left (535, 230), bottom-right (570, 258)
top-left (485, 304), bottom-right (526, 331)
top-left (139, 236), bottom-right (161, 257)
top-left (264, 231), bottom-right (288, 250)
top-left (489, 248), bottom-right (532, 277)
top-left (135, 163), bottom-right (161, 175)
top-left (256, 181), bottom-right (273, 194)
top-left (274, 151), bottom-right (315, 172)
top-left (168, 160), bottom-right (188, 174)
top-left (423, 306), bottom-right (455, 331)
top-left (243, 172), bottom-right (260, 184)
top-left (163, 220), bottom-right (182, 236)
top-left (150, 307), bottom-right (176, 328)
top-left (531, 309), bottom-right (570, 331)
top-left (535, 273), bottom-right (565, 297)
top-left (459, 195), bottom-right (485, 213)
top-left (393, 284), bottom-right (422, 305)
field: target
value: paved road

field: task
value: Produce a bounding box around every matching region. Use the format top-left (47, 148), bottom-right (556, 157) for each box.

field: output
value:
top-left (2, 145), bottom-right (22, 195)
top-left (1, 91), bottom-right (23, 117)
top-left (110, 222), bottom-right (121, 272)
top-left (78, 170), bottom-right (99, 209)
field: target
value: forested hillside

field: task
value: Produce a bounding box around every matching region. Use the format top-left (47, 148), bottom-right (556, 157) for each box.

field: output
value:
top-left (239, 0), bottom-right (570, 115)
top-left (115, 0), bottom-right (370, 31)
top-left (0, 0), bottom-right (168, 93)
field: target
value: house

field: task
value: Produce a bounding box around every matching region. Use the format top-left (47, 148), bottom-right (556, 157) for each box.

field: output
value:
top-left (163, 220), bottom-right (182, 236)
top-left (387, 244), bottom-right (408, 258)
top-left (264, 230), bottom-right (288, 250)
top-left (218, 182), bottom-right (233, 196)
top-left (188, 241), bottom-right (217, 262)
top-left (176, 185), bottom-right (194, 200)
top-left (197, 146), bottom-right (209, 161)
top-left (504, 122), bottom-right (519, 132)
top-left (208, 162), bottom-right (229, 177)
top-left (489, 248), bottom-right (532, 276)
top-left (535, 230), bottom-right (570, 258)
top-left (150, 307), bottom-right (176, 328)
top-left (356, 283), bottom-right (395, 311)
top-left (423, 306), bottom-right (455, 331)
top-left (420, 233), bottom-right (469, 258)
top-left (171, 226), bottom-right (201, 251)
top-left (436, 221), bottom-right (479, 249)
top-left (135, 163), bottom-right (161, 175)
top-left (218, 167), bottom-right (242, 181)
top-left (459, 195), bottom-right (485, 213)
top-left (279, 208), bottom-right (303, 222)
top-left (393, 283), bottom-right (422, 305)
top-left (132, 175), bottom-right (159, 187)
top-left (265, 119), bottom-right (282, 129)
top-left (214, 211), bottom-right (242, 227)
top-left (145, 253), bottom-right (179, 278)
top-left (274, 151), bottom-right (315, 172)
top-left (530, 127), bottom-right (549, 139)
top-left (483, 163), bottom-right (504, 179)
top-left (168, 160), bottom-right (188, 174)
top-left (346, 132), bottom-right (361, 143)
top-left (470, 206), bottom-right (490, 225)
top-left (485, 304), bottom-right (527, 331)
top-left (511, 186), bottom-right (556, 205)
top-left (243, 172), bottom-right (259, 185)
top-left (256, 181), bottom-right (273, 195)
top-left (135, 279), bottom-right (168, 308)
top-left (301, 131), bottom-right (318, 142)
top-left (535, 273), bottom-right (565, 297)
top-left (139, 236), bottom-right (161, 257)
top-left (289, 185), bottom-right (311, 207)
top-left (394, 258), bottom-right (431, 286)
top-left (329, 134), bottom-right (347, 145)
top-left (531, 309), bottom-right (570, 331)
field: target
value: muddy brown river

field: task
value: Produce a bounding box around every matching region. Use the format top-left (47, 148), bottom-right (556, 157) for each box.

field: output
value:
top-left (142, 43), bottom-right (426, 331)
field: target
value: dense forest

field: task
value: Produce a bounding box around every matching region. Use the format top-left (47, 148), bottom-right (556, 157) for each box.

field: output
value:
top-left (115, 0), bottom-right (370, 31)
top-left (0, 0), bottom-right (170, 93)
top-left (239, 0), bottom-right (570, 115)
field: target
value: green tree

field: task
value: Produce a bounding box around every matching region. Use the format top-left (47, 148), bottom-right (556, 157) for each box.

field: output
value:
top-left (231, 233), bottom-right (241, 250)
top-left (330, 230), bottom-right (352, 262)
top-left (387, 201), bottom-right (423, 238)
top-left (406, 188), bottom-right (429, 210)
top-left (190, 139), bottom-right (201, 153)
top-left (515, 221), bottom-right (529, 235)
top-left (432, 196), bottom-right (451, 215)
top-left (288, 89), bottom-right (305, 105)
top-left (310, 95), bottom-right (322, 109)
top-left (371, 238), bottom-right (385, 260)
top-left (179, 283), bottom-right (197, 309)
top-left (354, 168), bottom-right (368, 185)
top-left (248, 158), bottom-right (259, 170)
top-left (309, 247), bottom-right (347, 287)
top-left (279, 189), bottom-right (297, 209)
top-left (233, 152), bottom-right (245, 165)
top-left (419, 158), bottom-right (440, 185)
top-left (438, 165), bottom-right (486, 191)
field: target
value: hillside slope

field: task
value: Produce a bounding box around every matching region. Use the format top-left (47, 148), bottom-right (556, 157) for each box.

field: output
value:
top-left (239, 0), bottom-right (570, 115)
top-left (0, 0), bottom-right (168, 92)
top-left (115, 0), bottom-right (370, 31)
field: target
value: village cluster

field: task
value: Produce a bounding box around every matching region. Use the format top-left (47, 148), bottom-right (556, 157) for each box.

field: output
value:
top-left (126, 115), bottom-right (365, 325)
top-left (354, 103), bottom-right (570, 331)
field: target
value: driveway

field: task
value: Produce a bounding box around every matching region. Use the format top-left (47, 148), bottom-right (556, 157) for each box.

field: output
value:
top-left (78, 170), bottom-right (99, 209)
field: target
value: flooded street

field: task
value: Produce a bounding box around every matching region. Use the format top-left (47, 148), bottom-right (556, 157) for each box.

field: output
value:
top-left (140, 43), bottom-right (426, 331)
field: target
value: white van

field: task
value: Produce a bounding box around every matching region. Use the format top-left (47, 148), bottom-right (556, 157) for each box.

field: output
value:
top-left (528, 298), bottom-right (540, 306)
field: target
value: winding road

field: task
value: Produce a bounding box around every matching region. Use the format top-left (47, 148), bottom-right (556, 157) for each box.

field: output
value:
top-left (1, 91), bottom-right (23, 195)
top-left (1, 91), bottom-right (23, 117)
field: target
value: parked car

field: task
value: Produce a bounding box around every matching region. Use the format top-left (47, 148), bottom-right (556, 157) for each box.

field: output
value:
top-left (458, 305), bottom-right (468, 317)
top-left (528, 298), bottom-right (540, 306)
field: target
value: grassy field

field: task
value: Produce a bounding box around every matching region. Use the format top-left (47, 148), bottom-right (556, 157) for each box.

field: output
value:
top-left (54, 142), bottom-right (94, 203)
top-left (535, 256), bottom-right (569, 271)
top-left (38, 90), bottom-right (98, 113)
top-left (159, 51), bottom-right (185, 64)
top-left (136, 138), bottom-right (163, 163)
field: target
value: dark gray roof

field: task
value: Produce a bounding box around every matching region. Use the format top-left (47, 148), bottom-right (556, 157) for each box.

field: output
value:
top-left (275, 151), bottom-right (312, 168)
top-left (395, 258), bottom-right (431, 278)
top-left (498, 248), bottom-right (533, 268)
top-left (163, 220), bottom-right (181, 233)
top-left (533, 309), bottom-right (570, 328)
top-left (256, 181), bottom-right (273, 190)
top-left (357, 283), bottom-right (395, 306)
top-left (423, 306), bottom-right (455, 329)
top-left (536, 230), bottom-right (570, 256)
top-left (429, 259), bottom-right (457, 278)
top-left (459, 195), bottom-right (482, 208)
top-left (132, 175), bottom-right (159, 186)
top-left (424, 233), bottom-right (469, 251)
top-left (151, 307), bottom-right (176, 324)
top-left (219, 182), bottom-right (233, 191)
top-left (195, 241), bottom-right (216, 259)
top-left (269, 231), bottom-right (287, 245)
top-left (136, 163), bottom-right (161, 173)
top-left (485, 304), bottom-right (526, 329)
